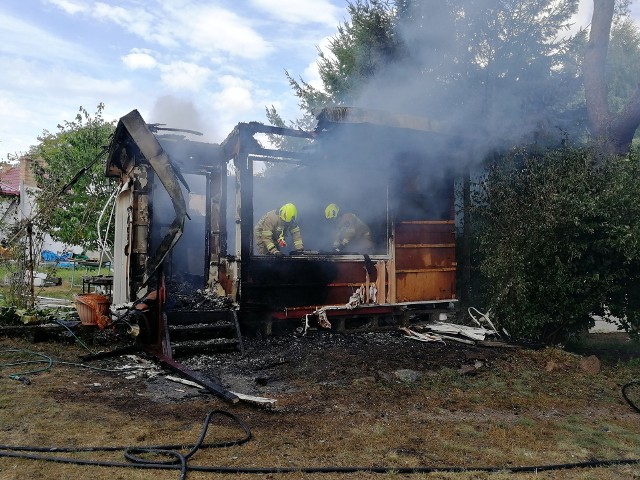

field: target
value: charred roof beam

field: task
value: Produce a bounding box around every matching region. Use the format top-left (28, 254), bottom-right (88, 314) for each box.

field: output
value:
top-left (248, 149), bottom-right (313, 164)
top-left (220, 122), bottom-right (316, 162)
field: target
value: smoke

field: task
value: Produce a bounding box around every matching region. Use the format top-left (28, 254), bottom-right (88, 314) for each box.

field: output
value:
top-left (245, 2), bottom-right (584, 255)
top-left (154, 4), bottom-right (583, 260)
top-left (353, 1), bottom-right (580, 163)
top-left (148, 95), bottom-right (219, 142)
top-left (250, 122), bottom-right (457, 255)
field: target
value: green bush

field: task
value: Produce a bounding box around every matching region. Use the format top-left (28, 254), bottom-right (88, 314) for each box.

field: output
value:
top-left (473, 146), bottom-right (640, 343)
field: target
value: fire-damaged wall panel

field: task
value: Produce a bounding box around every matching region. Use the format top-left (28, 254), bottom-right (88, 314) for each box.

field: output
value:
top-left (207, 170), bottom-right (226, 293)
top-left (394, 221), bottom-right (456, 302)
top-left (246, 258), bottom-right (377, 311)
top-left (130, 167), bottom-right (151, 299)
top-left (394, 221), bottom-right (456, 270)
top-left (395, 270), bottom-right (455, 302)
top-left (107, 109), bottom-right (230, 304)
top-left (112, 183), bottom-right (133, 304)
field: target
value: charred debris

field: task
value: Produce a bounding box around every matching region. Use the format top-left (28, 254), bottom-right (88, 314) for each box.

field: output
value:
top-left (102, 106), bottom-right (467, 368)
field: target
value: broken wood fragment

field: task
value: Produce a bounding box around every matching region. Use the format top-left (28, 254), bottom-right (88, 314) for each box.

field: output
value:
top-left (165, 375), bottom-right (277, 407)
top-left (154, 353), bottom-right (239, 403)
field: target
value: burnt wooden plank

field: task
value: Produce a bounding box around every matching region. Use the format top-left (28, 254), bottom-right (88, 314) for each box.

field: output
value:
top-left (154, 353), bottom-right (239, 403)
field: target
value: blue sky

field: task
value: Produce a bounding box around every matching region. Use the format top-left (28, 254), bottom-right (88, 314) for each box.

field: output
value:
top-left (0, 1), bottom-right (633, 162)
top-left (0, 0), bottom-right (350, 160)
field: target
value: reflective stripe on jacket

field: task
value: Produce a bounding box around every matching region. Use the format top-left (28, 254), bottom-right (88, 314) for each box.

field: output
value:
top-left (254, 209), bottom-right (304, 254)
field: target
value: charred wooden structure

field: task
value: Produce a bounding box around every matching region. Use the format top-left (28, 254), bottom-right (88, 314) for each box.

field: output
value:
top-left (106, 107), bottom-right (458, 354)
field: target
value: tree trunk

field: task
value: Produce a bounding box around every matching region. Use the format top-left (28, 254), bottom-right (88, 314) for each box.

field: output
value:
top-left (584, 0), bottom-right (640, 158)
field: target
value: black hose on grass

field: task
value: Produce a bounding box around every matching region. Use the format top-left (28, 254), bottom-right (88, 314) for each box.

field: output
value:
top-left (0, 410), bottom-right (251, 480)
top-left (1, 448), bottom-right (640, 477)
top-left (622, 380), bottom-right (640, 413)
top-left (0, 348), bottom-right (145, 380)
top-left (1, 401), bottom-right (639, 479)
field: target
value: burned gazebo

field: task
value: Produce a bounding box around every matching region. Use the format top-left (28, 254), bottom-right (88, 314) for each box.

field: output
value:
top-left (105, 107), bottom-right (458, 356)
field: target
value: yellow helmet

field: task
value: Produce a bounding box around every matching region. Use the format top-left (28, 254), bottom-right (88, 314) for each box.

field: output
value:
top-left (325, 203), bottom-right (339, 219)
top-left (279, 203), bottom-right (297, 222)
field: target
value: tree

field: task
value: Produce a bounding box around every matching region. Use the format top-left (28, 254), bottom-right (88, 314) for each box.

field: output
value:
top-left (278, 0), bottom-right (585, 149)
top-left (264, 1), bottom-right (401, 160)
top-left (30, 104), bottom-right (116, 251)
top-left (267, 1), bottom-right (401, 130)
top-left (264, 74), bottom-right (327, 152)
top-left (390, 0), bottom-right (586, 312)
top-left (317, 0), bottom-right (401, 103)
top-left (392, 0), bottom-right (584, 148)
top-left (584, 0), bottom-right (640, 156)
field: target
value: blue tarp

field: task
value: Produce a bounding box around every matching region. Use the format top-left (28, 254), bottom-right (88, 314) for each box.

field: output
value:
top-left (41, 250), bottom-right (73, 267)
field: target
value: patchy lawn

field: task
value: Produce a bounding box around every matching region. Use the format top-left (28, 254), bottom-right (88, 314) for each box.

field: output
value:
top-left (0, 330), bottom-right (639, 480)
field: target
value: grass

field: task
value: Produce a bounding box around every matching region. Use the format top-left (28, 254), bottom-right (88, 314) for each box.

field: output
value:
top-left (0, 263), bottom-right (110, 319)
top-left (1, 333), bottom-right (639, 480)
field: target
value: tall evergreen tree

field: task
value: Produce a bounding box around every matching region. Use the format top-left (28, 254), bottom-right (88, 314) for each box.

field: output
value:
top-left (388, 0), bottom-right (583, 148)
top-left (266, 0), bottom-right (401, 140)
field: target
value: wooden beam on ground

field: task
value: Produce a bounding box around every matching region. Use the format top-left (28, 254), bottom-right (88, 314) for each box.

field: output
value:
top-left (153, 352), bottom-right (239, 404)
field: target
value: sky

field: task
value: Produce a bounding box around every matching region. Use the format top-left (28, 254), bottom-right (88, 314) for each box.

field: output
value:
top-left (0, 0), bottom-right (636, 162)
top-left (0, 0), bottom-right (349, 161)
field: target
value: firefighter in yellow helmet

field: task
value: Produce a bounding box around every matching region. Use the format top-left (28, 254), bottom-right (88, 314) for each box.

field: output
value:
top-left (325, 203), bottom-right (374, 253)
top-left (254, 203), bottom-right (304, 256)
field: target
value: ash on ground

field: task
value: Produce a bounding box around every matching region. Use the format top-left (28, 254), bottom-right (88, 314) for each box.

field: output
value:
top-left (166, 282), bottom-right (235, 311)
top-left (180, 330), bottom-right (510, 398)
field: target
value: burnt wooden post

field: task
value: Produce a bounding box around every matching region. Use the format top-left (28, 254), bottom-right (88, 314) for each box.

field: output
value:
top-left (235, 125), bottom-right (254, 306)
top-left (461, 166), bottom-right (471, 309)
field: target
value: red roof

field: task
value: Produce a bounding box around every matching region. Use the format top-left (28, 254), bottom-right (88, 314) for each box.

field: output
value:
top-left (0, 166), bottom-right (20, 196)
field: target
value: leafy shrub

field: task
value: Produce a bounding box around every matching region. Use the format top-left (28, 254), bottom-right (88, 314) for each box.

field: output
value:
top-left (473, 146), bottom-right (640, 343)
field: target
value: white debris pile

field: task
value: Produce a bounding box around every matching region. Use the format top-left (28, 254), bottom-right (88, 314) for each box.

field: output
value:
top-left (401, 307), bottom-right (506, 345)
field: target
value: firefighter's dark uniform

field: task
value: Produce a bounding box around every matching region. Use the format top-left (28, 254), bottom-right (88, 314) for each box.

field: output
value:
top-left (254, 210), bottom-right (304, 255)
top-left (333, 212), bottom-right (374, 253)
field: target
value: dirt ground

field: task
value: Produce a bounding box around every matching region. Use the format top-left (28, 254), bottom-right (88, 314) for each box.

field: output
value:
top-left (1, 328), bottom-right (639, 480)
top-left (182, 331), bottom-right (514, 400)
top-left (19, 328), bottom-right (518, 412)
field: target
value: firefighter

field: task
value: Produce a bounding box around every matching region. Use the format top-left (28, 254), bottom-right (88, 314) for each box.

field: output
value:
top-left (325, 203), bottom-right (374, 253)
top-left (254, 203), bottom-right (304, 256)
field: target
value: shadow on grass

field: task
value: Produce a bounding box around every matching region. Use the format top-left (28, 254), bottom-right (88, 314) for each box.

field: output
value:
top-left (565, 332), bottom-right (639, 364)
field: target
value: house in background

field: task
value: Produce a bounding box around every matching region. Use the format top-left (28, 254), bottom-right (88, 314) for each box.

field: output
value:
top-left (0, 157), bottom-right (82, 256)
top-left (0, 163), bottom-right (20, 242)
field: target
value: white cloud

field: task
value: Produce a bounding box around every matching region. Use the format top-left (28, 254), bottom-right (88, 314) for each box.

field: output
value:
top-left (168, 5), bottom-right (273, 60)
top-left (250, 0), bottom-right (341, 26)
top-left (0, 0), bottom-right (349, 158)
top-left (93, 2), bottom-right (131, 26)
top-left (91, 1), bottom-right (170, 46)
top-left (1, 58), bottom-right (132, 96)
top-left (0, 12), bottom-right (95, 64)
top-left (303, 60), bottom-right (322, 90)
top-left (0, 86), bottom-right (128, 160)
top-left (0, 95), bottom-right (29, 120)
top-left (160, 61), bottom-right (212, 91)
top-left (122, 50), bottom-right (158, 69)
top-left (303, 35), bottom-right (333, 89)
top-left (44, 0), bottom-right (87, 15)
top-left (48, 1), bottom-right (272, 60)
top-left (210, 75), bottom-right (255, 113)
top-left (218, 75), bottom-right (254, 91)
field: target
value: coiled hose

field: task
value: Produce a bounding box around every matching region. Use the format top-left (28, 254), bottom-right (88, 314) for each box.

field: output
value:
top-left (0, 410), bottom-right (251, 480)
